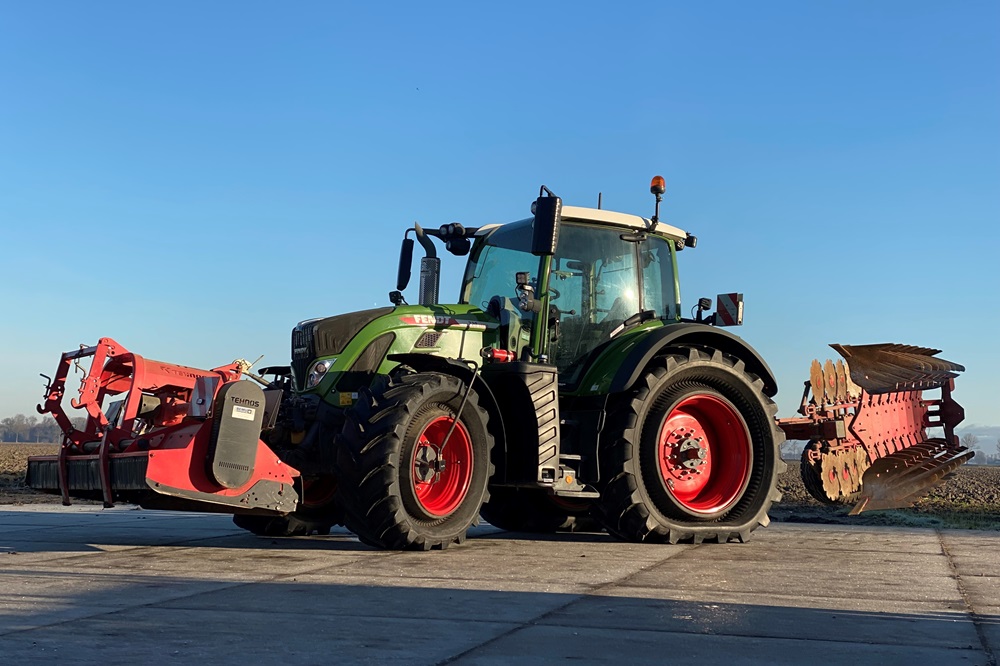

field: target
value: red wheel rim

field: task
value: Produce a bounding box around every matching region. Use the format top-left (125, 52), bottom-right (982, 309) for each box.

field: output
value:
top-left (301, 476), bottom-right (337, 508)
top-left (411, 416), bottom-right (473, 517)
top-left (656, 394), bottom-right (751, 514)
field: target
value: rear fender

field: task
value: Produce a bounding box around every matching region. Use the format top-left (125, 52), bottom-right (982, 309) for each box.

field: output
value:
top-left (600, 323), bottom-right (778, 396)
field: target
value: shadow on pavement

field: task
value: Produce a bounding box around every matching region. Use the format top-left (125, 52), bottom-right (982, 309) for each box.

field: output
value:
top-left (0, 573), bottom-right (995, 664)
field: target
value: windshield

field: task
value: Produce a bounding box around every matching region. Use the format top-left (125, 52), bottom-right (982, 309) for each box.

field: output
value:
top-left (460, 219), bottom-right (541, 310)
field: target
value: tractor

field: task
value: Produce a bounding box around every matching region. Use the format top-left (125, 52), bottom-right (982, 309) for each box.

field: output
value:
top-left (321, 179), bottom-right (788, 548)
top-left (27, 177), bottom-right (967, 549)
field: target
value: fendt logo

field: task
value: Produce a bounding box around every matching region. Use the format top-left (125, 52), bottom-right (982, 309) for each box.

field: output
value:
top-left (231, 396), bottom-right (261, 408)
top-left (405, 315), bottom-right (455, 326)
top-left (399, 315), bottom-right (495, 331)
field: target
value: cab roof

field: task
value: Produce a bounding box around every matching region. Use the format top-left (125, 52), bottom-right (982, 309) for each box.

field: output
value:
top-left (561, 205), bottom-right (688, 244)
top-left (475, 205), bottom-right (689, 245)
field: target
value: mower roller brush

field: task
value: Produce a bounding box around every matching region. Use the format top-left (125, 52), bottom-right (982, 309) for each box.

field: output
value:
top-left (25, 178), bottom-right (970, 549)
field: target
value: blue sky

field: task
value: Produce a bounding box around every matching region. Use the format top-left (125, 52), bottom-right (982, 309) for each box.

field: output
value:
top-left (1, 2), bottom-right (997, 434)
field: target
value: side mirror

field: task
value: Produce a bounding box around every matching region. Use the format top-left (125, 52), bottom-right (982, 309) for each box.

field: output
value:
top-left (531, 186), bottom-right (562, 256)
top-left (396, 237), bottom-right (414, 291)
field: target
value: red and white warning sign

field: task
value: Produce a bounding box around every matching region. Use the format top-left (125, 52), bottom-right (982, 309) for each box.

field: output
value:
top-left (715, 292), bottom-right (744, 326)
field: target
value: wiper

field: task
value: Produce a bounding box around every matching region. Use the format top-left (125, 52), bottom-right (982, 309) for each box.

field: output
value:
top-left (609, 310), bottom-right (657, 338)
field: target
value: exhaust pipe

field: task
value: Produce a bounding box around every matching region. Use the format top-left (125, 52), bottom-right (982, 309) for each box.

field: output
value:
top-left (414, 223), bottom-right (439, 305)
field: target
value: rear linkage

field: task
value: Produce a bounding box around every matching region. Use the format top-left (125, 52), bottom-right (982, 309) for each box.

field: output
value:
top-left (776, 343), bottom-right (969, 514)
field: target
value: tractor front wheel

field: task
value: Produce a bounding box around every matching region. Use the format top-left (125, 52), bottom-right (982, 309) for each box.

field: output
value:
top-left (597, 345), bottom-right (785, 543)
top-left (336, 372), bottom-right (494, 550)
top-left (232, 475), bottom-right (342, 536)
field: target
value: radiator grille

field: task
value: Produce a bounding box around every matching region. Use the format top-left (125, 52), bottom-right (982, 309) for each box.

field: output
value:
top-left (291, 324), bottom-right (316, 390)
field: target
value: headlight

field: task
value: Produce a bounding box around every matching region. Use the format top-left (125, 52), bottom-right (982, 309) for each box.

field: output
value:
top-left (305, 359), bottom-right (336, 389)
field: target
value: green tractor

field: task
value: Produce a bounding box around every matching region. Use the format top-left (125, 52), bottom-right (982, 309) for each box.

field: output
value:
top-left (263, 177), bottom-right (786, 549)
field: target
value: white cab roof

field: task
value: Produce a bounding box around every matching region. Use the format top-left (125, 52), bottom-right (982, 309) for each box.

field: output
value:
top-left (560, 206), bottom-right (688, 243)
top-left (475, 206), bottom-right (689, 244)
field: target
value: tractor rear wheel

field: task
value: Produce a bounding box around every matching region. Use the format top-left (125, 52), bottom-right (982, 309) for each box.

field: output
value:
top-left (596, 345), bottom-right (785, 543)
top-left (336, 372), bottom-right (494, 550)
top-left (480, 488), bottom-right (598, 533)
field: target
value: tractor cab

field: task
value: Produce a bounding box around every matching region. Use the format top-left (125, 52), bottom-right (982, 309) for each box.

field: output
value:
top-left (460, 202), bottom-right (690, 386)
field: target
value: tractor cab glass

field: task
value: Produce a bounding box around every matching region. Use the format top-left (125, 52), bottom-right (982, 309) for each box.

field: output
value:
top-left (551, 224), bottom-right (680, 381)
top-left (460, 218), bottom-right (680, 381)
top-left (460, 219), bottom-right (541, 312)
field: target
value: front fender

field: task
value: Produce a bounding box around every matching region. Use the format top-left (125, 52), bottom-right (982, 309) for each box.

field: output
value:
top-left (386, 353), bottom-right (507, 462)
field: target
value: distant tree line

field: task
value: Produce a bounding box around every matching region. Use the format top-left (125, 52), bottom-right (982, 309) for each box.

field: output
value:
top-left (0, 413), bottom-right (85, 444)
top-left (960, 434), bottom-right (1000, 465)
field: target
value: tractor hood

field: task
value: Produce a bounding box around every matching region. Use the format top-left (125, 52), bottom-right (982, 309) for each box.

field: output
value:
top-left (291, 308), bottom-right (394, 389)
top-left (290, 305), bottom-right (499, 398)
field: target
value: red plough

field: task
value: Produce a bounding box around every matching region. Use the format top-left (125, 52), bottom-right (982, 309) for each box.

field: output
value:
top-left (777, 343), bottom-right (969, 513)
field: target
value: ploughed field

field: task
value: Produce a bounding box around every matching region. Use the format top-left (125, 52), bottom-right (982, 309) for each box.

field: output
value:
top-left (773, 457), bottom-right (1000, 530)
top-left (2, 442), bottom-right (999, 529)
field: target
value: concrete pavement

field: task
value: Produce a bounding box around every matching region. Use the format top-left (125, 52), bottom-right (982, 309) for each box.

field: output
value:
top-left (0, 505), bottom-right (997, 665)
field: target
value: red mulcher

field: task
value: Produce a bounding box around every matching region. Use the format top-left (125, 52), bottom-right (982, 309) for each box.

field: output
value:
top-left (28, 337), bottom-right (300, 515)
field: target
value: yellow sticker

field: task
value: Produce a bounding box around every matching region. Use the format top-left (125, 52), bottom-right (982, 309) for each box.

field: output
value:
top-left (339, 392), bottom-right (353, 406)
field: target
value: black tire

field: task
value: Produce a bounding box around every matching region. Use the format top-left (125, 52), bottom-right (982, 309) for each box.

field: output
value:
top-left (799, 441), bottom-right (866, 505)
top-left (336, 372), bottom-right (494, 550)
top-left (800, 441), bottom-right (836, 505)
top-left (596, 345), bottom-right (786, 544)
top-left (480, 487), bottom-right (599, 533)
top-left (232, 475), bottom-right (343, 536)
top-left (233, 512), bottom-right (330, 537)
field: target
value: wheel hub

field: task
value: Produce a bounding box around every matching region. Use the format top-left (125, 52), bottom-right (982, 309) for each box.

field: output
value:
top-left (661, 429), bottom-right (708, 476)
top-left (413, 444), bottom-right (447, 483)
top-left (678, 436), bottom-right (707, 470)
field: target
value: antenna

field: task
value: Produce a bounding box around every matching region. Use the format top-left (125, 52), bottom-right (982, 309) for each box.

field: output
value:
top-left (597, 192), bottom-right (602, 209)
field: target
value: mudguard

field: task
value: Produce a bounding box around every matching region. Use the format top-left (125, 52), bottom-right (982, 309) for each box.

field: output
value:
top-left (577, 323), bottom-right (777, 397)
